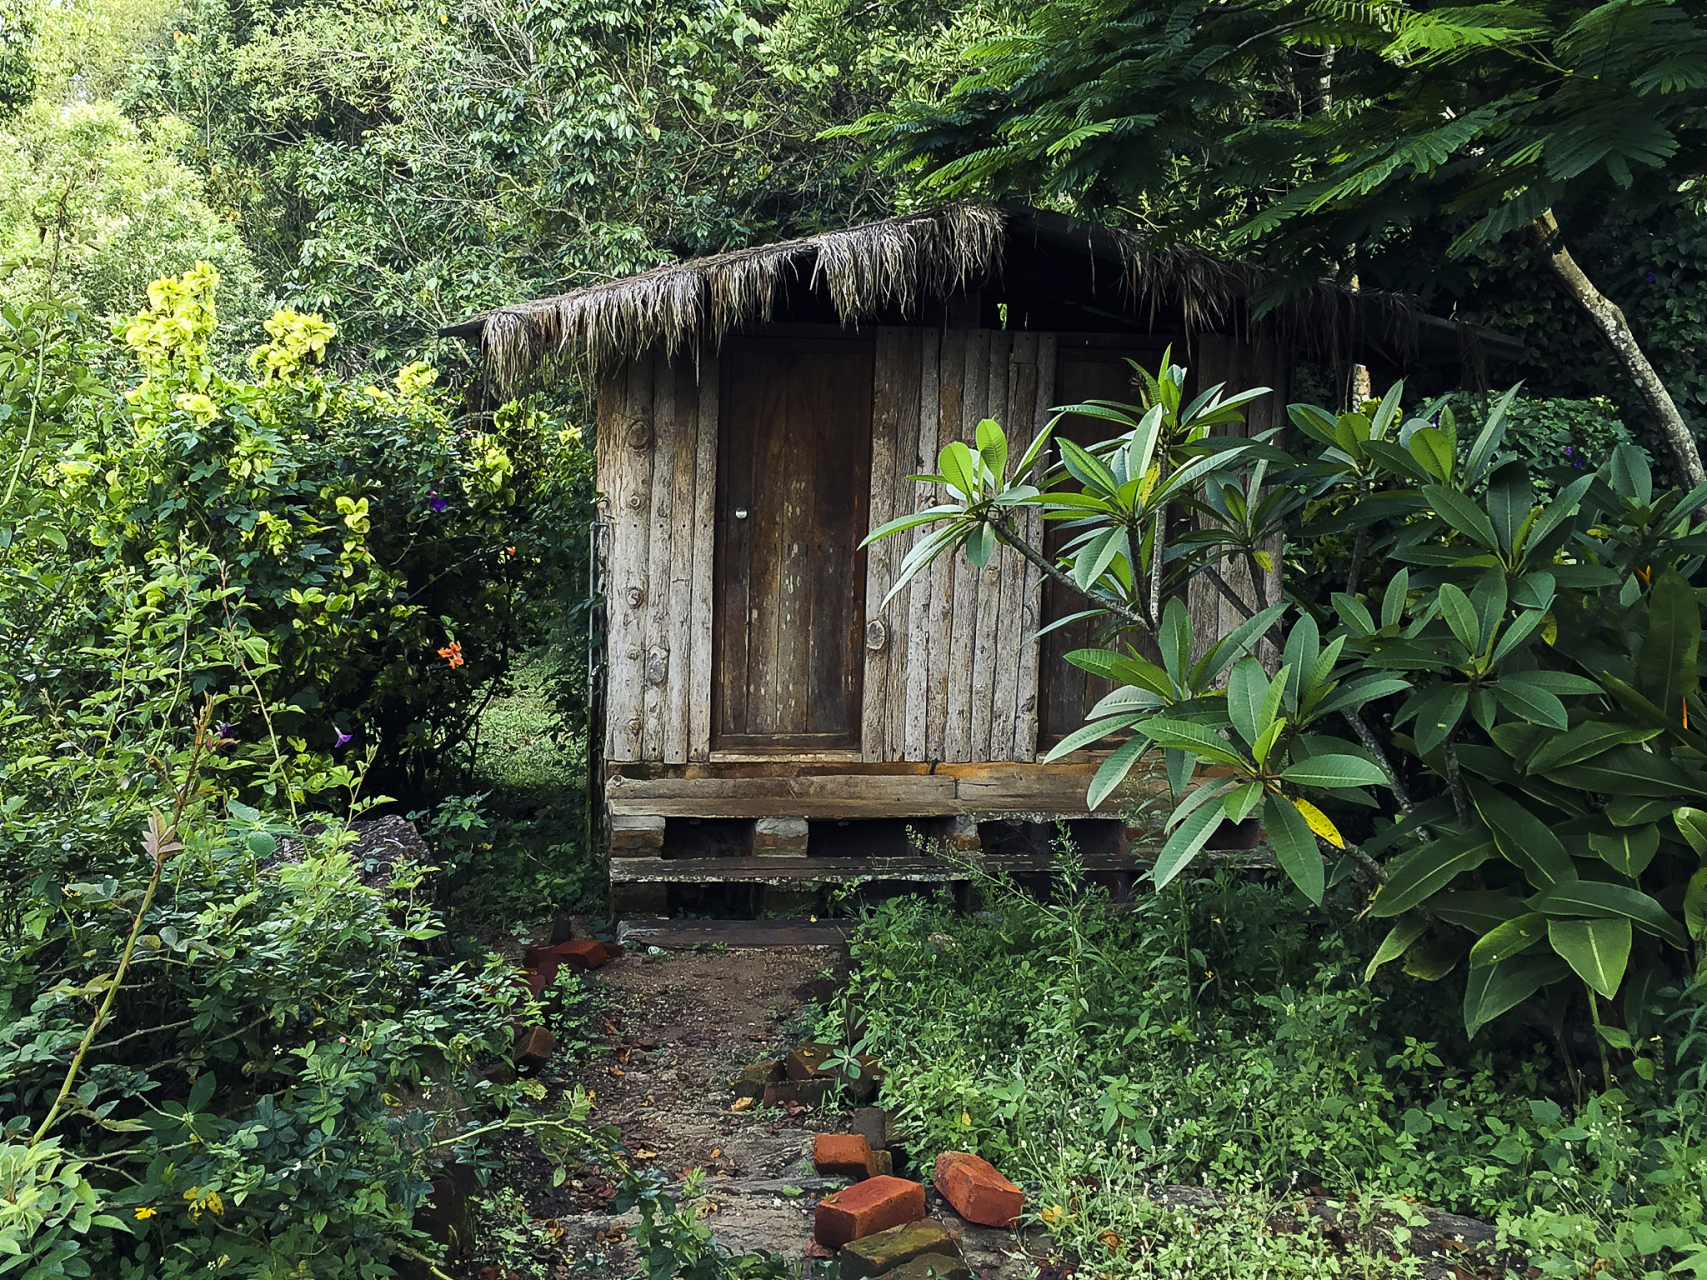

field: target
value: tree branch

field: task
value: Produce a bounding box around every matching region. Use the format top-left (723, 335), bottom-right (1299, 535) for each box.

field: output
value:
top-left (986, 511), bottom-right (1150, 632)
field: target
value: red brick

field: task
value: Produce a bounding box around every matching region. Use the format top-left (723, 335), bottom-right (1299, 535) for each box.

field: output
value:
top-left (813, 1133), bottom-right (876, 1180)
top-left (515, 1026), bottom-right (555, 1072)
top-left (555, 940), bottom-right (615, 970)
top-left (814, 1176), bottom-right (925, 1249)
top-left (787, 1043), bottom-right (836, 1081)
top-left (933, 1152), bottom-right (1022, 1228)
top-left (519, 963), bottom-right (558, 998)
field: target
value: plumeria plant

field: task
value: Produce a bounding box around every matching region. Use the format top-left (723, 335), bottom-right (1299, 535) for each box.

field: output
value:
top-left (868, 354), bottom-right (1707, 1047)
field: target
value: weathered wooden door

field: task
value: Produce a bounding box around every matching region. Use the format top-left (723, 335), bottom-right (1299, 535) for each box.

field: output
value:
top-left (1038, 338), bottom-right (1170, 746)
top-left (714, 337), bottom-right (874, 751)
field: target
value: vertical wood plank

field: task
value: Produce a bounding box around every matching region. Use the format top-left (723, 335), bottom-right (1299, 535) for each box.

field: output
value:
top-left (1186, 335), bottom-right (1239, 666)
top-left (1012, 331), bottom-right (1055, 762)
top-left (925, 328), bottom-right (964, 761)
top-left (968, 331), bottom-right (1011, 759)
top-left (687, 353), bottom-right (718, 761)
top-left (606, 354), bottom-right (655, 762)
top-left (903, 328), bottom-right (941, 761)
top-left (884, 332), bottom-right (921, 761)
top-left (862, 329), bottom-right (903, 761)
top-left (945, 330), bottom-right (989, 762)
top-left (990, 331), bottom-right (1038, 759)
top-left (662, 357), bottom-right (697, 762)
top-left (641, 357), bottom-right (678, 761)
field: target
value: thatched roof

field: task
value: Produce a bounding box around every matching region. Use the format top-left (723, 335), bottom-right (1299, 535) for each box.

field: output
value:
top-left (443, 204), bottom-right (1517, 393)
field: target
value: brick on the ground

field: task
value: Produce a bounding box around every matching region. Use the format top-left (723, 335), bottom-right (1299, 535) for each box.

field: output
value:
top-left (786, 1044), bottom-right (885, 1104)
top-left (838, 1218), bottom-right (962, 1280)
top-left (813, 1175), bottom-right (926, 1249)
top-left (764, 1078), bottom-right (835, 1107)
top-left (515, 1026), bottom-right (555, 1072)
top-left (729, 1060), bottom-right (786, 1100)
top-left (878, 1256), bottom-right (971, 1280)
top-left (814, 1133), bottom-right (876, 1180)
top-left (851, 1107), bottom-right (889, 1151)
top-left (874, 1150), bottom-right (893, 1177)
top-left (933, 1152), bottom-right (1023, 1228)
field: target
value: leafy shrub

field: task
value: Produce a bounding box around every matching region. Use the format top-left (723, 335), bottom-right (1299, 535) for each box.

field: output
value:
top-left (841, 863), bottom-right (1707, 1276)
top-left (873, 365), bottom-right (1707, 1046)
top-left (0, 270), bottom-right (601, 1275)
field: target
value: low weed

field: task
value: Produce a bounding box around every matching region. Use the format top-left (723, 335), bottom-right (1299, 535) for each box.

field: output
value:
top-left (832, 854), bottom-right (1707, 1276)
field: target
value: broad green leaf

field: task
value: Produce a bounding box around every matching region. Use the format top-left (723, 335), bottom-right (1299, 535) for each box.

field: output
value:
top-left (1278, 754), bottom-right (1389, 789)
top-left (1532, 880), bottom-right (1686, 948)
top-left (966, 522), bottom-right (996, 567)
top-left (1469, 913), bottom-right (1549, 967)
top-left (1371, 834), bottom-right (1494, 918)
top-left (1332, 591), bottom-right (1376, 635)
top-left (1467, 568), bottom-right (1508, 652)
top-left (1423, 484), bottom-right (1499, 550)
top-left (1313, 674), bottom-right (1413, 716)
top-left (974, 417), bottom-right (1008, 482)
top-left (1489, 609), bottom-right (1546, 665)
top-left (1609, 441), bottom-right (1653, 506)
top-left (1587, 825), bottom-right (1659, 878)
top-left (1464, 954), bottom-right (1571, 1038)
top-left (1467, 779), bottom-right (1575, 889)
top-left (1685, 868), bottom-right (1707, 942)
top-left (938, 440), bottom-right (980, 499)
top-left (1404, 936), bottom-right (1466, 981)
top-left (1059, 437), bottom-right (1119, 495)
top-left (1226, 657), bottom-right (1267, 748)
top-left (1087, 736), bottom-right (1152, 810)
top-left (1408, 426), bottom-right (1454, 483)
top-left (1265, 794), bottom-right (1325, 905)
top-left (1547, 917), bottom-right (1632, 999)
top-left (1150, 796), bottom-right (1226, 891)
top-left (1547, 746), bottom-right (1707, 800)
top-left (1437, 583), bottom-right (1481, 654)
top-left (1138, 717), bottom-right (1248, 770)
top-left (1412, 684), bottom-right (1468, 755)
top-left (1223, 780), bottom-right (1263, 823)
top-left (1195, 604), bottom-right (1289, 685)
top-left (1526, 723), bottom-right (1657, 775)
top-left (1522, 472), bottom-right (1595, 556)
top-left (1485, 461), bottom-right (1533, 556)
top-left (1463, 386), bottom-right (1518, 486)
top-left (1381, 568), bottom-right (1410, 630)
top-left (1043, 713), bottom-right (1147, 761)
top-left (1366, 917), bottom-right (1428, 982)
top-left (1492, 678), bottom-right (1569, 730)
top-left (1431, 890), bottom-right (1533, 932)
top-left (1637, 569), bottom-right (1701, 711)
top-left (1676, 806), bottom-right (1707, 858)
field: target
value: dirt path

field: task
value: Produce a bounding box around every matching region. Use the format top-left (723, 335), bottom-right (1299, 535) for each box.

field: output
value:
top-left (457, 939), bottom-right (1053, 1279)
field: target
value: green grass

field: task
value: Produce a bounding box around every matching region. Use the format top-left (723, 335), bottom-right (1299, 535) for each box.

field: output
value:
top-left (447, 651), bottom-right (604, 925)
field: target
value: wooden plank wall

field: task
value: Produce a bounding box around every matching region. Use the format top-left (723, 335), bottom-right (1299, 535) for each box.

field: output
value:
top-left (598, 326), bottom-right (1078, 764)
top-left (598, 350), bottom-right (719, 763)
top-left (1185, 334), bottom-right (1290, 667)
top-left (859, 328), bottom-right (1053, 763)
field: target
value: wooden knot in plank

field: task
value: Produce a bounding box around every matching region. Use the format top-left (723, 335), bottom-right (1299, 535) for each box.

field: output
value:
top-left (626, 422), bottom-right (653, 450)
top-left (645, 646), bottom-right (669, 686)
top-left (864, 620), bottom-right (888, 652)
top-left (625, 585), bottom-right (645, 608)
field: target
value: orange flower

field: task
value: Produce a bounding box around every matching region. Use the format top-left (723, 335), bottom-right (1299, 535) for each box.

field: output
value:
top-left (437, 642), bottom-right (464, 669)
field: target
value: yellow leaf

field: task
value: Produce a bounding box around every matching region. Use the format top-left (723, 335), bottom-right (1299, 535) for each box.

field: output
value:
top-left (1541, 611), bottom-right (1558, 645)
top-left (730, 1096), bottom-right (755, 1112)
top-left (960, 1110), bottom-right (971, 1127)
top-left (1253, 548), bottom-right (1274, 574)
top-left (1040, 1205), bottom-right (1065, 1226)
top-left (1291, 797), bottom-right (1344, 849)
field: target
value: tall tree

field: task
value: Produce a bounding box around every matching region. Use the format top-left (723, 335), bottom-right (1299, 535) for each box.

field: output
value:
top-left (854, 0), bottom-right (1707, 485)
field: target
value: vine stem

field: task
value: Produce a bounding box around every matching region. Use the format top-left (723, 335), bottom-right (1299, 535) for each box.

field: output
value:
top-left (1585, 983), bottom-right (1614, 1091)
top-left (31, 703), bottom-right (213, 1147)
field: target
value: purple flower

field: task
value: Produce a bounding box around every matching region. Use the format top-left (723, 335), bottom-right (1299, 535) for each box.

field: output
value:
top-left (428, 491), bottom-right (448, 512)
top-left (215, 721), bottom-right (234, 740)
top-left (1563, 445), bottom-right (1574, 456)
top-left (1645, 271), bottom-right (1658, 283)
top-left (335, 730), bottom-right (353, 748)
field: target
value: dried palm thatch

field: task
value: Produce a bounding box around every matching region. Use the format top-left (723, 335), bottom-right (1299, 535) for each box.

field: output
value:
top-left (451, 203), bottom-right (1419, 393)
top-left (467, 205), bottom-right (1003, 393)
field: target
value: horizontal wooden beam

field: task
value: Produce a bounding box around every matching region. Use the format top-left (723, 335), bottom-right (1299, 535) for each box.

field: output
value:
top-left (605, 766), bottom-right (1166, 819)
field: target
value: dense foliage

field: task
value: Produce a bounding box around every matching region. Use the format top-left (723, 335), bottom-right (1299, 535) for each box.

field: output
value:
top-left (838, 861), bottom-right (1707, 1277)
top-left (873, 358), bottom-right (1707, 1047)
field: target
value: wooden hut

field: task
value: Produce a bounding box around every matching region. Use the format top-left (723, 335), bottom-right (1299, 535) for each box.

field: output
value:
top-left (442, 204), bottom-right (1517, 913)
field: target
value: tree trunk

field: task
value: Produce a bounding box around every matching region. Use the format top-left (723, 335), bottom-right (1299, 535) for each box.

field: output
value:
top-left (1531, 209), bottom-right (1705, 489)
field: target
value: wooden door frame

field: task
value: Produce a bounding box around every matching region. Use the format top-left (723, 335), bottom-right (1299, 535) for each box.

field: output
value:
top-left (711, 333), bottom-right (875, 753)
